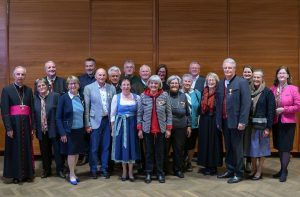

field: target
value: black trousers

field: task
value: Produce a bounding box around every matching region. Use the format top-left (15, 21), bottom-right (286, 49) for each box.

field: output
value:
top-left (144, 132), bottom-right (165, 175)
top-left (39, 133), bottom-right (63, 174)
top-left (171, 128), bottom-right (187, 172)
top-left (222, 119), bottom-right (244, 177)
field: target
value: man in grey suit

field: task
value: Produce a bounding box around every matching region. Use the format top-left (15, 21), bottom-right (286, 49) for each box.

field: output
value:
top-left (216, 58), bottom-right (251, 183)
top-left (84, 68), bottom-right (116, 179)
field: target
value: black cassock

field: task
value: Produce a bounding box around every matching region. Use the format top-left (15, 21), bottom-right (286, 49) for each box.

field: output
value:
top-left (1, 84), bottom-right (35, 179)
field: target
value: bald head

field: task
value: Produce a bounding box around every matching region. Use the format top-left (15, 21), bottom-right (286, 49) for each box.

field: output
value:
top-left (95, 68), bottom-right (107, 85)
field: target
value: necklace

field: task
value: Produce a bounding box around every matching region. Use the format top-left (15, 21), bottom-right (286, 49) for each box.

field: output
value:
top-left (13, 84), bottom-right (24, 107)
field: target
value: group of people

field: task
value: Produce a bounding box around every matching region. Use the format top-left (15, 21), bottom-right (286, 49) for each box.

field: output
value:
top-left (1, 57), bottom-right (299, 186)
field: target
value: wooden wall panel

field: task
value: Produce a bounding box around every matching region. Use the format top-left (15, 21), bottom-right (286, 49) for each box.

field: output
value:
top-left (229, 0), bottom-right (299, 151)
top-left (0, 0), bottom-right (8, 152)
top-left (91, 0), bottom-right (154, 71)
top-left (9, 0), bottom-right (90, 86)
top-left (8, 0), bottom-right (90, 154)
top-left (158, 0), bottom-right (228, 78)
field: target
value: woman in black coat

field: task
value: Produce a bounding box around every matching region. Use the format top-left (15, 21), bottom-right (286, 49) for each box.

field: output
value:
top-left (34, 78), bottom-right (64, 178)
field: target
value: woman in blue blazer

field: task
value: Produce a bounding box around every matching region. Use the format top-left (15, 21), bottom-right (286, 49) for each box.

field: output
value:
top-left (56, 76), bottom-right (85, 185)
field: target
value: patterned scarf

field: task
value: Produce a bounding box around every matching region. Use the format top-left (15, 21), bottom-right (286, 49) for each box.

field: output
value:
top-left (40, 95), bottom-right (48, 134)
top-left (201, 87), bottom-right (215, 114)
top-left (250, 81), bottom-right (265, 115)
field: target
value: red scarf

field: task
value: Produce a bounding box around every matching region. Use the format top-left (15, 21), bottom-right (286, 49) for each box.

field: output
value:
top-left (201, 87), bottom-right (216, 114)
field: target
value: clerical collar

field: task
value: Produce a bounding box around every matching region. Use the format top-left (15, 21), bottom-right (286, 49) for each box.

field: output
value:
top-left (14, 83), bottom-right (23, 89)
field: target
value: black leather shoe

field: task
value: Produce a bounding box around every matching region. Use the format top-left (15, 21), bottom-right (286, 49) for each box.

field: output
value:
top-left (90, 172), bottom-right (98, 179)
top-left (57, 171), bottom-right (66, 179)
top-left (175, 171), bottom-right (184, 178)
top-left (101, 171), bottom-right (110, 179)
top-left (12, 178), bottom-right (20, 184)
top-left (158, 174), bottom-right (165, 183)
top-left (279, 172), bottom-right (287, 182)
top-left (217, 171), bottom-right (234, 179)
top-left (227, 176), bottom-right (243, 184)
top-left (41, 171), bottom-right (52, 178)
top-left (119, 176), bottom-right (126, 181)
top-left (129, 176), bottom-right (135, 182)
top-left (144, 173), bottom-right (152, 184)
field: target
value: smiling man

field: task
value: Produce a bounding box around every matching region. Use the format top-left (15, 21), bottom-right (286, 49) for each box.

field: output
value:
top-left (84, 68), bottom-right (116, 179)
top-left (43, 60), bottom-right (67, 95)
top-left (215, 58), bottom-right (251, 184)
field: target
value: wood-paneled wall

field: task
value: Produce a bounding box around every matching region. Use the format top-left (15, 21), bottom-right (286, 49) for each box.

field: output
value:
top-left (0, 0), bottom-right (299, 153)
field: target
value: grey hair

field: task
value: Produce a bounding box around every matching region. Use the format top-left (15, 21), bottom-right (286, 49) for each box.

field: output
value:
top-left (182, 73), bottom-right (193, 81)
top-left (167, 75), bottom-right (182, 86)
top-left (108, 66), bottom-right (121, 76)
top-left (223, 58), bottom-right (236, 68)
top-left (147, 75), bottom-right (163, 89)
top-left (204, 72), bottom-right (220, 87)
top-left (13, 66), bottom-right (27, 75)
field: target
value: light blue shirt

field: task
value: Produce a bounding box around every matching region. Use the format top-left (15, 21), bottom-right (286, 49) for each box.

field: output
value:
top-left (68, 92), bottom-right (84, 129)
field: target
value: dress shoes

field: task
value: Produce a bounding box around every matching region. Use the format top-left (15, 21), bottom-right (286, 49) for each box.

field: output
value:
top-left (100, 171), bottom-right (110, 179)
top-left (129, 176), bottom-right (135, 182)
top-left (57, 171), bottom-right (66, 179)
top-left (175, 171), bottom-right (184, 178)
top-left (119, 176), bottom-right (127, 181)
top-left (217, 171), bottom-right (234, 179)
top-left (251, 174), bottom-right (262, 180)
top-left (185, 162), bottom-right (193, 172)
top-left (12, 178), bottom-right (20, 184)
top-left (279, 172), bottom-right (287, 182)
top-left (157, 174), bottom-right (165, 183)
top-left (90, 172), bottom-right (98, 179)
top-left (227, 176), bottom-right (243, 184)
top-left (41, 171), bottom-right (52, 178)
top-left (144, 173), bottom-right (152, 184)
top-left (69, 178), bottom-right (78, 185)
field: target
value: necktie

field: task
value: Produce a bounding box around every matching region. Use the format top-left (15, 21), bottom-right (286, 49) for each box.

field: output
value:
top-left (50, 79), bottom-right (54, 92)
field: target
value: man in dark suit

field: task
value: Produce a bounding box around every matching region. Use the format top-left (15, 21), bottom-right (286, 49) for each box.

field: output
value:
top-left (42, 60), bottom-right (67, 177)
top-left (43, 60), bottom-right (67, 95)
top-left (216, 58), bottom-right (251, 183)
top-left (189, 61), bottom-right (205, 93)
top-left (77, 58), bottom-right (96, 166)
top-left (131, 64), bottom-right (151, 95)
top-left (120, 59), bottom-right (140, 85)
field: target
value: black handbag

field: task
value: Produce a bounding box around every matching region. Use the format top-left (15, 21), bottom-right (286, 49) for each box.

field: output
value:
top-left (252, 117), bottom-right (267, 130)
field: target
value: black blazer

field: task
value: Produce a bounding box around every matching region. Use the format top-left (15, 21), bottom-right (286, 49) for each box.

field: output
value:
top-left (44, 76), bottom-right (67, 95)
top-left (34, 92), bottom-right (60, 140)
top-left (216, 75), bottom-right (251, 129)
top-left (251, 87), bottom-right (276, 129)
top-left (194, 76), bottom-right (205, 93)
